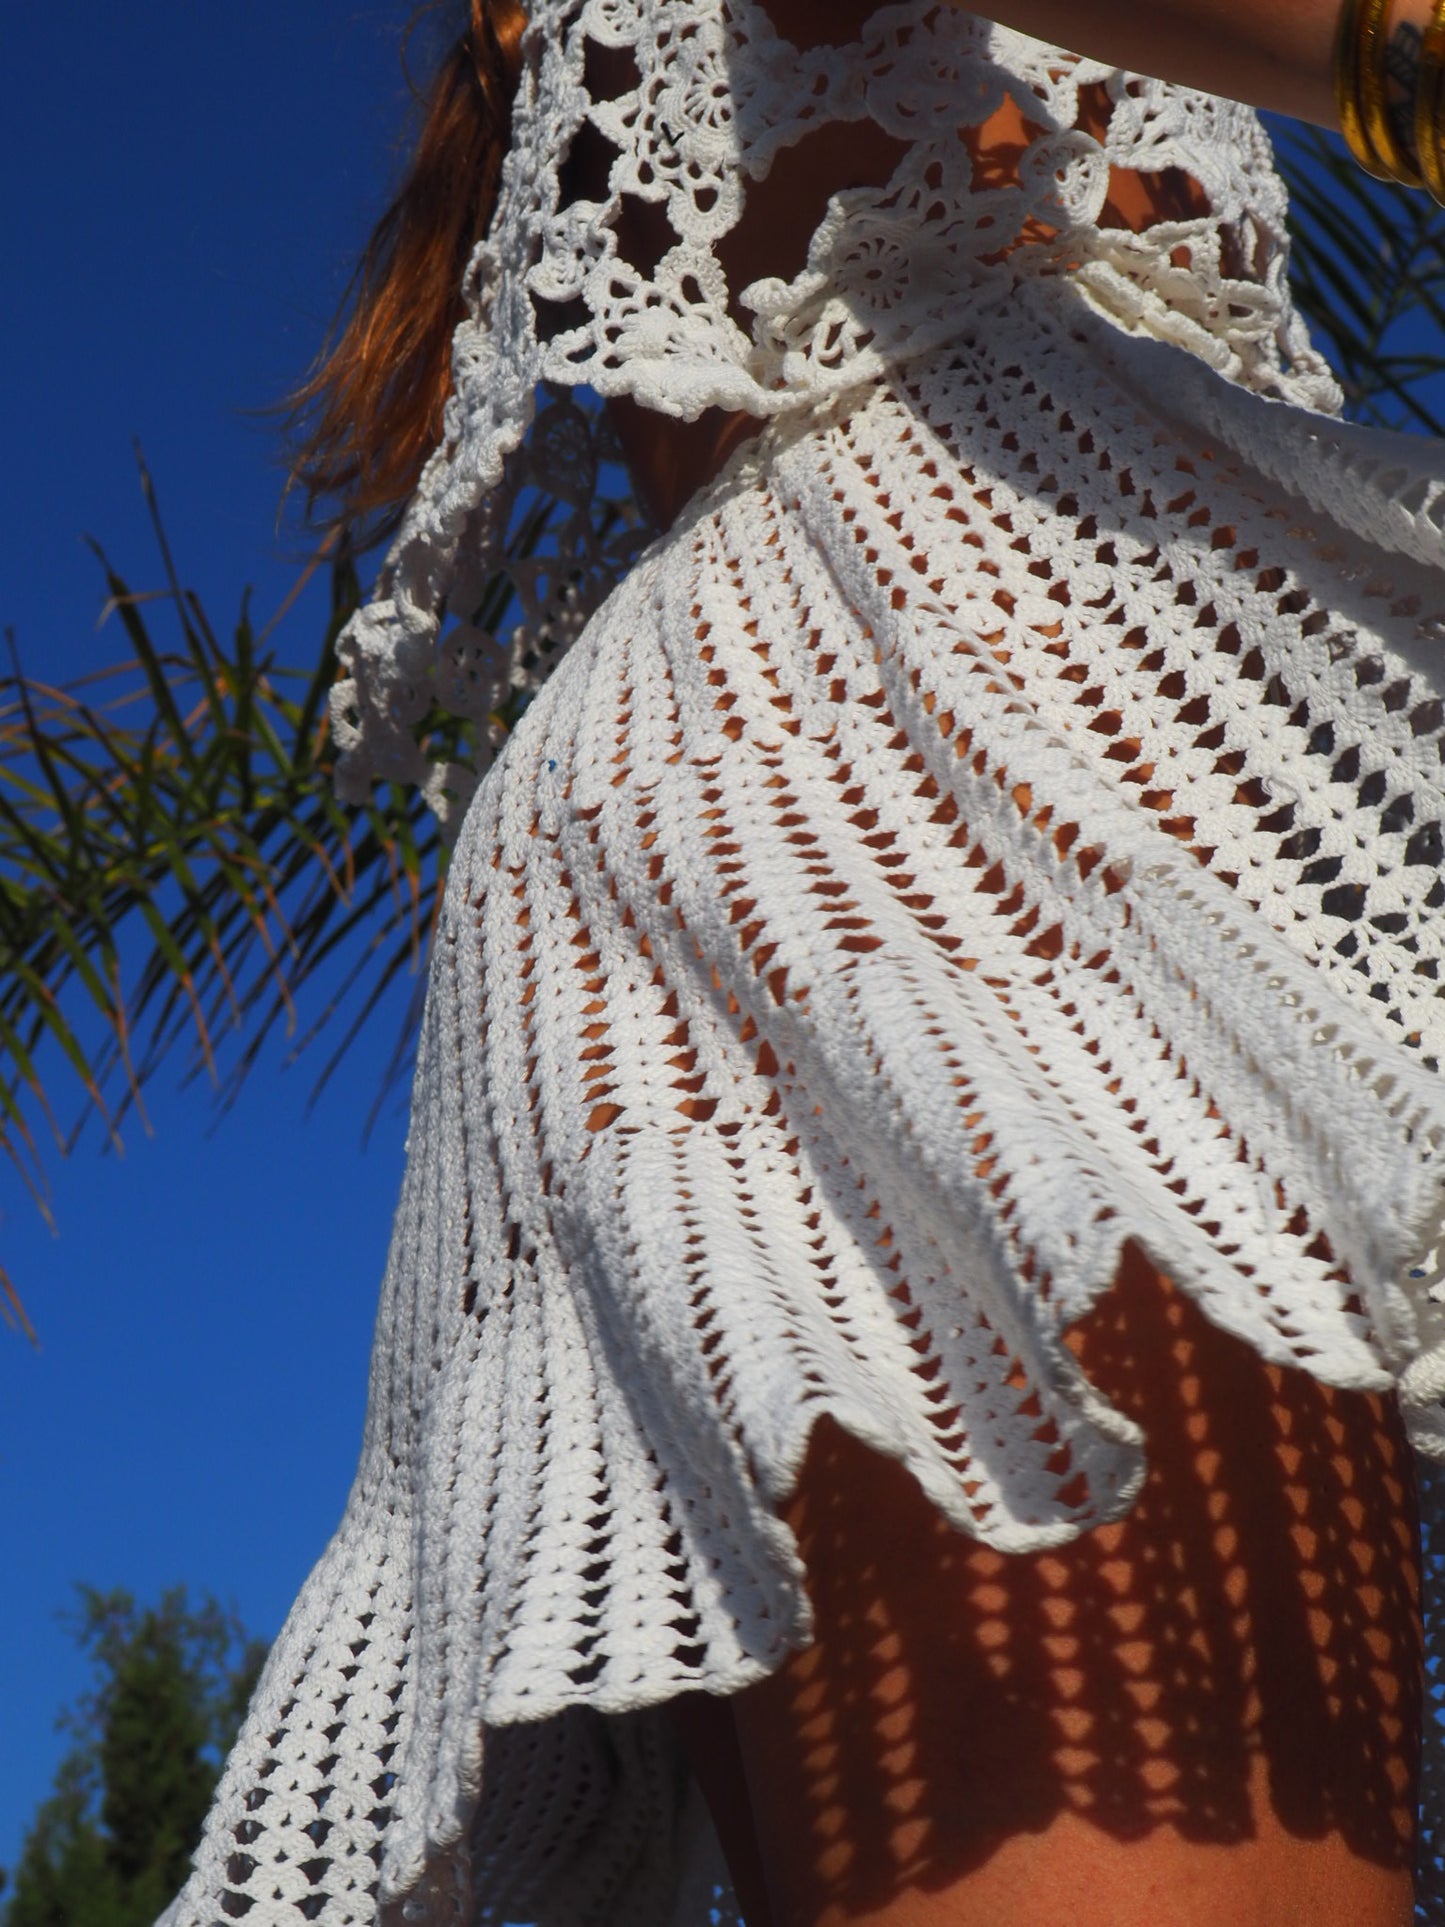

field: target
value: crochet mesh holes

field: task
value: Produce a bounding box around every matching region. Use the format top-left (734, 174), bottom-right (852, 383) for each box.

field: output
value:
top-left (1286, 650), bottom-right (1445, 1062)
top-left (962, 72), bottom-right (1218, 273)
top-left (565, 35), bottom-right (673, 307)
top-left (590, 571), bottom-right (1071, 1515)
top-left (671, 677), bottom-right (1097, 1512)
top-left (210, 1599), bottom-right (406, 1923)
top-left (588, 763), bottom-right (965, 1477)
top-left (799, 1111), bottom-right (1080, 1531)
top-left (574, 10), bottom-right (912, 335)
top-left (1073, 76), bottom-right (1213, 238)
top-left (921, 714), bottom-right (1366, 1359)
top-left (1190, 563), bottom-right (1445, 1059)
top-left (899, 343), bottom-right (1445, 1085)
top-left (459, 853), bottom-right (537, 1326)
top-left (458, 833), bottom-right (625, 1704)
top-left (465, 1713), bottom-right (664, 1925)
top-left (812, 398), bottom-right (1373, 1357)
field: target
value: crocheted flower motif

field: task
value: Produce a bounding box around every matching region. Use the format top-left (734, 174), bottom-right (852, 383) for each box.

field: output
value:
top-left (330, 0), bottom-right (1335, 823)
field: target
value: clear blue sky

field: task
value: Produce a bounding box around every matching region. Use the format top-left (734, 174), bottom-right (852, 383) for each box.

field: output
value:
top-left (1, 1), bottom-right (443, 1880)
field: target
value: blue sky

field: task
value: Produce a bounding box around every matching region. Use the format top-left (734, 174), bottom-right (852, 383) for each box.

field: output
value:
top-left (1, 1), bottom-right (449, 1879)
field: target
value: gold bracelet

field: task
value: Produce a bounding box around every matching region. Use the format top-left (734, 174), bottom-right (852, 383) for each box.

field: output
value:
top-left (1336, 0), bottom-right (1396, 179)
top-left (1359, 0), bottom-right (1427, 184)
top-left (1416, 0), bottom-right (1445, 201)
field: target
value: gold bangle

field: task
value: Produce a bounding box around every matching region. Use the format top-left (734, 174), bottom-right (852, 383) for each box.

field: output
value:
top-left (1359, 0), bottom-right (1427, 184)
top-left (1416, 0), bottom-right (1445, 201)
top-left (1335, 0), bottom-right (1396, 179)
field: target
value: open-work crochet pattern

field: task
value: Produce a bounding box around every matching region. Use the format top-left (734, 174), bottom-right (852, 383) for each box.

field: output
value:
top-left (165, 4), bottom-right (1445, 1921)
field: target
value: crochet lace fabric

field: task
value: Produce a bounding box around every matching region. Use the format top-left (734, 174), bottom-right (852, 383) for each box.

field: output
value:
top-left (165, 6), bottom-right (1445, 1924)
top-left (330, 0), bottom-right (1337, 823)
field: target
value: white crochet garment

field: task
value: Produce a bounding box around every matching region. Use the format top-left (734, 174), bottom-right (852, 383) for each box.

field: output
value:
top-left (166, 4), bottom-right (1445, 1923)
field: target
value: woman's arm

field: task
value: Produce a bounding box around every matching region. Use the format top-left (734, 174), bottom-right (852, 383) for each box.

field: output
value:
top-left (962, 0), bottom-right (1426, 130)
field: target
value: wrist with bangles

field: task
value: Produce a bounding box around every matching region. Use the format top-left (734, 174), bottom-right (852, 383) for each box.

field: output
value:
top-left (1336, 0), bottom-right (1445, 198)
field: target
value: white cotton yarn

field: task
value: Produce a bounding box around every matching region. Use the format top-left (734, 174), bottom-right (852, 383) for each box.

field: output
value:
top-left (164, 5), bottom-right (1445, 1922)
top-left (328, 0), bottom-right (1338, 824)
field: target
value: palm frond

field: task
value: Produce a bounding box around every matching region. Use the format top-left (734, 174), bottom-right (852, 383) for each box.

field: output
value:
top-left (0, 511), bottom-right (436, 1329)
top-left (1273, 117), bottom-right (1445, 434)
top-left (0, 426), bottom-right (649, 1330)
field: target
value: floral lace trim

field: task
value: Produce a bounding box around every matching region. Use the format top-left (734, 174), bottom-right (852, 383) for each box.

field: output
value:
top-left (331, 0), bottom-right (1338, 823)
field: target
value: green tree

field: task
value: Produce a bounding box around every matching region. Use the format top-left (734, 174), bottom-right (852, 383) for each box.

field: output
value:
top-left (0, 1589), bottom-right (265, 1927)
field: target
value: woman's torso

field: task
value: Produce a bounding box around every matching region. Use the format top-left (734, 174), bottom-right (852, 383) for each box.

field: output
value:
top-left (594, 0), bottom-right (1213, 528)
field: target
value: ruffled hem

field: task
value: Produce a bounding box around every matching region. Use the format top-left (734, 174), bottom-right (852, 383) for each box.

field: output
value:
top-left (169, 300), bottom-right (1445, 1924)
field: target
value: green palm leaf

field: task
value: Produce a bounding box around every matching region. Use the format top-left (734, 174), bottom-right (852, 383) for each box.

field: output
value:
top-left (0, 437), bottom-right (642, 1329)
top-left (1271, 118), bottom-right (1445, 434)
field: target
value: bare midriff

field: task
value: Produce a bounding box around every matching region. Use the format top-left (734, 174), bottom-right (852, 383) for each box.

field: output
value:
top-left (588, 0), bottom-right (1210, 529)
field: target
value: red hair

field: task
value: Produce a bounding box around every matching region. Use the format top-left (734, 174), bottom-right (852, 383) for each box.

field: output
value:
top-left (288, 1), bottom-right (528, 546)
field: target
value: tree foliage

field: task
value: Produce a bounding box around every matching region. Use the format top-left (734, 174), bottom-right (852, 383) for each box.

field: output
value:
top-left (0, 1588), bottom-right (265, 1927)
